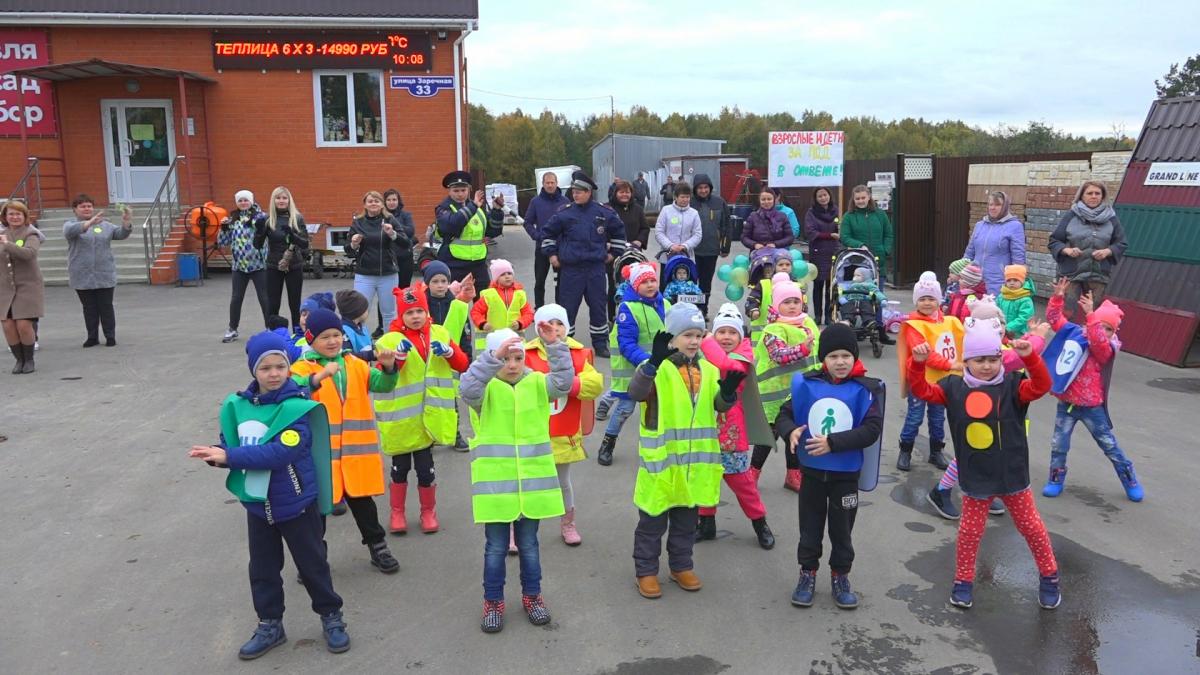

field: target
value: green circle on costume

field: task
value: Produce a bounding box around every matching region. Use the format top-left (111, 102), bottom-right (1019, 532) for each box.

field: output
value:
top-left (93, 227), bottom-right (103, 233)
top-left (14, 239), bottom-right (24, 247)
top-left (966, 422), bottom-right (993, 449)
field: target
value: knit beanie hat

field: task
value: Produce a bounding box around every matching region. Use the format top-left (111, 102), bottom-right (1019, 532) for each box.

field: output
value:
top-left (304, 308), bottom-right (343, 343)
top-left (852, 267), bottom-right (873, 283)
top-left (1004, 264), bottom-right (1027, 283)
top-left (234, 189), bottom-right (254, 204)
top-left (625, 262), bottom-right (657, 290)
top-left (423, 260), bottom-right (451, 284)
top-left (394, 283), bottom-right (430, 318)
top-left (1089, 300), bottom-right (1124, 331)
top-left (665, 302), bottom-right (706, 336)
top-left (486, 328), bottom-right (521, 355)
top-left (335, 289), bottom-right (370, 320)
top-left (959, 263), bottom-right (983, 288)
top-left (771, 275), bottom-right (804, 313)
top-left (300, 291), bottom-right (335, 314)
top-left (534, 303), bottom-right (570, 332)
top-left (912, 270), bottom-right (942, 304)
top-left (948, 258), bottom-right (971, 276)
top-left (246, 330), bottom-right (292, 373)
top-left (489, 258), bottom-right (514, 279)
top-left (712, 302), bottom-right (745, 338)
top-left (967, 294), bottom-right (1005, 323)
top-left (818, 323), bottom-right (859, 361)
top-left (962, 317), bottom-right (1003, 360)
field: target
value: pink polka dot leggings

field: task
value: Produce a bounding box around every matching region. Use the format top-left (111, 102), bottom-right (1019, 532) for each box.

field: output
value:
top-left (955, 488), bottom-right (1057, 583)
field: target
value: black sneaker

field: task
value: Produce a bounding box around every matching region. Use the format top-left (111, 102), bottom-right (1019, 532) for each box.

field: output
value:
top-left (696, 515), bottom-right (717, 541)
top-left (926, 487), bottom-right (960, 520)
top-left (368, 541), bottom-right (399, 574)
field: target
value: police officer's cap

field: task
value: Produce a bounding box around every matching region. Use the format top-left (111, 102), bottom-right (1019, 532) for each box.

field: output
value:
top-left (442, 170), bottom-right (473, 189)
top-left (570, 170), bottom-right (598, 192)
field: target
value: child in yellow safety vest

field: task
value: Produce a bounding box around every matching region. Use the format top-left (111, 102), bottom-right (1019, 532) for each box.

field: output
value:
top-left (524, 304), bottom-right (604, 546)
top-left (376, 283), bottom-right (470, 536)
top-left (460, 323), bottom-right (575, 634)
top-left (627, 303), bottom-right (741, 600)
top-left (421, 260), bottom-right (475, 450)
top-left (750, 274), bottom-right (821, 492)
top-left (289, 308), bottom-right (402, 575)
top-left (746, 248), bottom-right (793, 347)
top-left (470, 258), bottom-right (533, 355)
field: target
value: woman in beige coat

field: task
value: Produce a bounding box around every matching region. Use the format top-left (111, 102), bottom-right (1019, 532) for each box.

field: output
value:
top-left (1, 200), bottom-right (44, 373)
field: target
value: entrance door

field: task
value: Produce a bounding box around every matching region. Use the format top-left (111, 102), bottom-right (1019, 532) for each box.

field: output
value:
top-left (101, 99), bottom-right (176, 203)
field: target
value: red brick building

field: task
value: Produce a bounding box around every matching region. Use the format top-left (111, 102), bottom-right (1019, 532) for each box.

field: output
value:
top-left (1, 1), bottom-right (478, 275)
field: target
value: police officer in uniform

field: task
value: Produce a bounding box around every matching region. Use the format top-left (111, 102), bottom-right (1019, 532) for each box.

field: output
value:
top-left (435, 170), bottom-right (504, 297)
top-left (540, 171), bottom-right (627, 358)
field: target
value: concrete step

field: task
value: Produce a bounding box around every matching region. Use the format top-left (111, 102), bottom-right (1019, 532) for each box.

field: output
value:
top-left (32, 207), bottom-right (158, 285)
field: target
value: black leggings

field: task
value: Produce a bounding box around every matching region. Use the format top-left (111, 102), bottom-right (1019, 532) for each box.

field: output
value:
top-left (391, 447), bottom-right (435, 487)
top-left (76, 287), bottom-right (116, 340)
top-left (229, 269), bottom-right (269, 331)
top-left (266, 266), bottom-right (304, 329)
top-left (695, 255), bottom-right (718, 316)
top-left (751, 431), bottom-right (798, 472)
top-left (811, 275), bottom-right (834, 323)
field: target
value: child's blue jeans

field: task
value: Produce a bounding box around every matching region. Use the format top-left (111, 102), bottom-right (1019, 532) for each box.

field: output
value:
top-left (900, 394), bottom-right (945, 444)
top-left (483, 518), bottom-right (541, 601)
top-left (1049, 400), bottom-right (1131, 471)
top-left (605, 397), bottom-right (637, 437)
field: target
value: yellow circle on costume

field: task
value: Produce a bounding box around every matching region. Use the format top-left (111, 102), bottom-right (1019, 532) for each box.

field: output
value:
top-left (15, 239), bottom-right (24, 247)
top-left (966, 422), bottom-right (993, 449)
top-left (280, 429), bottom-right (301, 447)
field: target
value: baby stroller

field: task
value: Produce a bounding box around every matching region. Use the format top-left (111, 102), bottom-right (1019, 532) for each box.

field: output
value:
top-left (832, 247), bottom-right (884, 358)
top-left (662, 253), bottom-right (705, 305)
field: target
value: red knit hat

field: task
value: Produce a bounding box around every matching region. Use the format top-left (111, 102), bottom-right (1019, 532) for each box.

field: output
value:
top-left (394, 282), bottom-right (430, 318)
top-left (624, 262), bottom-right (658, 290)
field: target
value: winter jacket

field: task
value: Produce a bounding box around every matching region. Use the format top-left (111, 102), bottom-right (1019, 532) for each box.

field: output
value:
top-left (691, 174), bottom-right (727, 257)
top-left (700, 336), bottom-right (753, 451)
top-left (426, 289), bottom-right (469, 350)
top-left (269, 326), bottom-right (306, 363)
top-left (541, 197), bottom-right (627, 265)
top-left (0, 224), bottom-right (44, 319)
top-left (219, 379), bottom-right (318, 524)
top-left (253, 211), bottom-right (310, 269)
top-left (1046, 294), bottom-right (1114, 408)
top-left (342, 320), bottom-right (375, 361)
top-left (63, 217), bottom-right (133, 290)
top-left (633, 178), bottom-right (650, 206)
top-left (522, 188), bottom-right (569, 247)
top-left (615, 283), bottom-right (668, 366)
top-left (655, 203), bottom-right (703, 254)
top-left (434, 196), bottom-right (505, 271)
top-left (460, 341), bottom-right (574, 411)
top-left (964, 215), bottom-right (1026, 295)
top-left (218, 206), bottom-right (268, 273)
top-left (775, 203), bottom-right (801, 239)
top-left (741, 207), bottom-right (793, 250)
top-left (840, 207), bottom-right (893, 273)
top-left (627, 351), bottom-right (734, 431)
top-left (997, 279), bottom-right (1036, 336)
top-left (390, 321), bottom-right (469, 373)
top-left (611, 199), bottom-right (649, 249)
top-left (804, 205), bottom-right (841, 278)
top-left (1047, 207), bottom-right (1127, 285)
top-left (346, 212), bottom-right (410, 277)
top-left (470, 282), bottom-right (534, 330)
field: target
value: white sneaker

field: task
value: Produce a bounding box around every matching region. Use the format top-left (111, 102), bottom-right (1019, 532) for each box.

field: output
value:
top-left (222, 329), bottom-right (239, 343)
top-left (34, 341), bottom-right (39, 351)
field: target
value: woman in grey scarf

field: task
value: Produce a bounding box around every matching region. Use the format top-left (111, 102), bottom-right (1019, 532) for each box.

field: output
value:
top-left (1048, 180), bottom-right (1127, 313)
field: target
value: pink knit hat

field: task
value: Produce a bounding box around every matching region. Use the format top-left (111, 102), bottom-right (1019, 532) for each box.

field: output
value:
top-left (962, 317), bottom-right (1003, 360)
top-left (1088, 300), bottom-right (1124, 331)
top-left (912, 271), bottom-right (942, 304)
top-left (489, 258), bottom-right (514, 279)
top-left (771, 274), bottom-right (804, 312)
top-left (968, 294), bottom-right (1005, 323)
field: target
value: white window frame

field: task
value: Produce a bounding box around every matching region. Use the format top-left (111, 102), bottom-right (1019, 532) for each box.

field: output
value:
top-left (312, 70), bottom-right (387, 148)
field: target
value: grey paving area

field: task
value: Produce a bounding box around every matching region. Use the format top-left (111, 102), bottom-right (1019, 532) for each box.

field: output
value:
top-left (2, 232), bottom-right (1198, 674)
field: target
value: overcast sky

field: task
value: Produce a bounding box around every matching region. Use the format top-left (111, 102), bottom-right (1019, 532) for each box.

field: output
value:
top-left (465, 0), bottom-right (1198, 138)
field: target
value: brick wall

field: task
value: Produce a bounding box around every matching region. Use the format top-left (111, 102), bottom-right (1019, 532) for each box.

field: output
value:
top-left (1, 26), bottom-right (467, 243)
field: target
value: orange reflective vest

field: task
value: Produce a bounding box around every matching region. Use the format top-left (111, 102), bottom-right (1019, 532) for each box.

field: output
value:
top-left (897, 315), bottom-right (964, 396)
top-left (525, 342), bottom-right (593, 438)
top-left (291, 356), bottom-right (385, 501)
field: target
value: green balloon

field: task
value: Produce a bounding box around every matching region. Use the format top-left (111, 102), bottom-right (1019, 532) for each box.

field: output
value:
top-left (790, 248), bottom-right (804, 261)
top-left (792, 261), bottom-right (809, 279)
top-left (717, 264), bottom-right (733, 282)
top-left (725, 283), bottom-right (745, 301)
top-left (732, 267), bottom-right (750, 285)
top-left (733, 254), bottom-right (750, 269)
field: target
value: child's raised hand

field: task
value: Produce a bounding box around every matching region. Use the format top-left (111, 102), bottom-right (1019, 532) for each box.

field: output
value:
top-left (1028, 321), bottom-right (1052, 340)
top-left (321, 361), bottom-right (339, 379)
top-left (805, 434), bottom-right (832, 456)
top-left (911, 343), bottom-right (930, 362)
top-left (377, 347), bottom-right (397, 369)
top-left (189, 445), bottom-right (227, 464)
top-left (1052, 276), bottom-right (1070, 297)
top-left (510, 320), bottom-right (522, 331)
top-left (498, 335), bottom-right (524, 357)
top-left (788, 425), bottom-right (807, 454)
top-left (430, 341), bottom-right (453, 357)
top-left (1012, 339), bottom-right (1034, 357)
top-left (1077, 291), bottom-right (1094, 316)
top-left (536, 321), bottom-right (558, 344)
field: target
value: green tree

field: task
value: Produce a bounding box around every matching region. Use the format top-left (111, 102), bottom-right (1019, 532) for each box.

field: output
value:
top-left (1155, 55), bottom-right (1200, 98)
top-left (468, 103), bottom-right (494, 177)
top-left (487, 111), bottom-right (537, 187)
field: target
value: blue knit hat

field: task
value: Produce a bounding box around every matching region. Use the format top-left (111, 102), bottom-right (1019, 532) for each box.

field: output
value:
top-left (246, 330), bottom-right (292, 373)
top-left (300, 291), bottom-right (335, 314)
top-left (304, 308), bottom-right (343, 343)
top-left (423, 260), bottom-right (451, 284)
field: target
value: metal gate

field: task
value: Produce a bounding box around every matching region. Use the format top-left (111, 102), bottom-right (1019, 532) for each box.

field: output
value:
top-left (892, 154), bottom-right (935, 284)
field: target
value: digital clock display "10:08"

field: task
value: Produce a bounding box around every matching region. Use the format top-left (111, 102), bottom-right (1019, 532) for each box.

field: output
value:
top-left (212, 30), bottom-right (433, 70)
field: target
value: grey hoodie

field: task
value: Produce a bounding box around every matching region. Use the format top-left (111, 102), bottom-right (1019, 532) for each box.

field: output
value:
top-left (460, 340), bottom-right (574, 411)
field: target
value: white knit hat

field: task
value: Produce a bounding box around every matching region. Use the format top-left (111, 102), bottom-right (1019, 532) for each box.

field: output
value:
top-left (534, 303), bottom-right (570, 333)
top-left (234, 189), bottom-right (254, 204)
top-left (912, 270), bottom-right (943, 304)
top-left (486, 328), bottom-right (521, 356)
top-left (712, 302), bottom-right (745, 338)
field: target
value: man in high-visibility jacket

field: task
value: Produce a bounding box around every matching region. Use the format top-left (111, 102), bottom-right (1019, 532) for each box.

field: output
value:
top-left (460, 323), bottom-right (575, 634)
top-left (626, 302), bottom-right (742, 600)
top-left (290, 308), bottom-right (402, 575)
top-left (434, 170), bottom-right (504, 298)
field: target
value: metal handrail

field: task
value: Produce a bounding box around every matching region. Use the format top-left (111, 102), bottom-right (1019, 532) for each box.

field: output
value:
top-left (6, 157), bottom-right (42, 217)
top-left (141, 155), bottom-right (188, 282)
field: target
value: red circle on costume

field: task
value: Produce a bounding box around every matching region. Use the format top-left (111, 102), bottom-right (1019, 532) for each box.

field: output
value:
top-left (965, 391), bottom-right (993, 418)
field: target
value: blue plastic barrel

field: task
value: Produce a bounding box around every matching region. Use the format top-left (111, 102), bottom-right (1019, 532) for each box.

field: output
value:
top-left (177, 253), bottom-right (200, 282)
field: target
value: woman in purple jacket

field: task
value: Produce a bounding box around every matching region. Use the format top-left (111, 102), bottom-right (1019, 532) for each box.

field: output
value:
top-left (964, 191), bottom-right (1026, 296)
top-left (741, 187), bottom-right (794, 251)
top-left (804, 187), bottom-right (840, 325)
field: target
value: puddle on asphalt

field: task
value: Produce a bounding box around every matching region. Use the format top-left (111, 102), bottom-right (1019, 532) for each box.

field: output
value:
top-left (1145, 377), bottom-right (1200, 394)
top-left (597, 655), bottom-right (730, 674)
top-left (888, 532), bottom-right (1199, 673)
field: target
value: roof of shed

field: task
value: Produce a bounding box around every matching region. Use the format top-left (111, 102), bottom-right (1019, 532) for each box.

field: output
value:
top-left (1132, 96), bottom-right (1200, 162)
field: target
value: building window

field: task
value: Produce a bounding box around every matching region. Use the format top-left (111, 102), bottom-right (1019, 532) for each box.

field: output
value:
top-left (313, 70), bottom-right (385, 147)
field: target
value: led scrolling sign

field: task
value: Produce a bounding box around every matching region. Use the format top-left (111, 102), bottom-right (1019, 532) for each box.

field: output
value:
top-left (212, 30), bottom-right (433, 70)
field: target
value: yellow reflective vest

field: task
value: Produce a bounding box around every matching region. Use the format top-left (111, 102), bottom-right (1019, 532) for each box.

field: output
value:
top-left (374, 326), bottom-right (458, 454)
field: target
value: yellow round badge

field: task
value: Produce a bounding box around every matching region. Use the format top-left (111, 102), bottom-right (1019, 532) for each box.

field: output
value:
top-left (93, 227), bottom-right (103, 234)
top-left (14, 239), bottom-right (24, 247)
top-left (280, 429), bottom-right (301, 447)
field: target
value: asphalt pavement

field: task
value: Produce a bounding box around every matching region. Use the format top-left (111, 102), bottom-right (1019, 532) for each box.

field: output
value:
top-left (2, 231), bottom-right (1197, 674)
